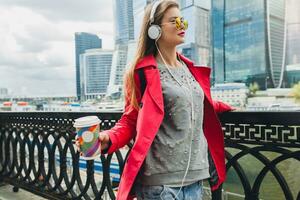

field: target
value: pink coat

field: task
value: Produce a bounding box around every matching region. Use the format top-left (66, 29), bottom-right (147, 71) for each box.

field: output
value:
top-left (104, 53), bottom-right (233, 200)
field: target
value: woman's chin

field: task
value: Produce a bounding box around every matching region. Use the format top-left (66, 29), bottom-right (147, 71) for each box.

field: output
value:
top-left (176, 39), bottom-right (185, 45)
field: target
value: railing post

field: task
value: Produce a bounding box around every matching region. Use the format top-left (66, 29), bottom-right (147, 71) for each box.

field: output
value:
top-left (13, 186), bottom-right (19, 192)
top-left (0, 179), bottom-right (6, 187)
top-left (245, 192), bottom-right (259, 200)
top-left (212, 184), bottom-right (222, 200)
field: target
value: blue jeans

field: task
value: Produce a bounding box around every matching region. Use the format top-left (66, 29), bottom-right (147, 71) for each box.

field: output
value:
top-left (135, 181), bottom-right (203, 200)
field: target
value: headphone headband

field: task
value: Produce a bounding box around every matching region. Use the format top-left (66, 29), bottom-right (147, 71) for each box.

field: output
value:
top-left (149, 0), bottom-right (162, 25)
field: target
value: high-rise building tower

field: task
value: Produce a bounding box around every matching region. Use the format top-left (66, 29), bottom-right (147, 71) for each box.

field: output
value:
top-left (286, 0), bottom-right (300, 66)
top-left (133, 0), bottom-right (154, 40)
top-left (108, 0), bottom-right (135, 96)
top-left (177, 0), bottom-right (211, 66)
top-left (285, 0), bottom-right (300, 87)
top-left (114, 0), bottom-right (135, 45)
top-left (75, 32), bottom-right (102, 100)
top-left (212, 0), bottom-right (286, 89)
top-left (79, 49), bottom-right (113, 100)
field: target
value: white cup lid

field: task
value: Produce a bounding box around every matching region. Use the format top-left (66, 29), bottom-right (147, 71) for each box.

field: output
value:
top-left (74, 116), bottom-right (100, 127)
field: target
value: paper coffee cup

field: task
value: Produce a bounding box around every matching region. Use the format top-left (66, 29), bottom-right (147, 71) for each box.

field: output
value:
top-left (74, 116), bottom-right (101, 160)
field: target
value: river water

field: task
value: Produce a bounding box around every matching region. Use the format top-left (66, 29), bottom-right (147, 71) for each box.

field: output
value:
top-left (221, 149), bottom-right (300, 200)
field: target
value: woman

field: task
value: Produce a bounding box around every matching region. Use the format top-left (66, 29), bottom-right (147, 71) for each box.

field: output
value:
top-left (98, 0), bottom-right (233, 199)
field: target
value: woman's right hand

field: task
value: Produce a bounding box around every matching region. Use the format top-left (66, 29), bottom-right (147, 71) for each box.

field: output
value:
top-left (98, 131), bottom-right (111, 152)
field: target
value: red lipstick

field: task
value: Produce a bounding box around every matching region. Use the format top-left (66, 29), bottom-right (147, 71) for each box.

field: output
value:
top-left (178, 31), bottom-right (185, 37)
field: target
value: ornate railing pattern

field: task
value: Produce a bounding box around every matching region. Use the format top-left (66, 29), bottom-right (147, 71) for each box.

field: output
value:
top-left (0, 112), bottom-right (299, 200)
top-left (220, 112), bottom-right (300, 200)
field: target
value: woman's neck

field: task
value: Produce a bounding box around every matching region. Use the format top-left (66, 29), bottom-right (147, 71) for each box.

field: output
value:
top-left (155, 43), bottom-right (180, 67)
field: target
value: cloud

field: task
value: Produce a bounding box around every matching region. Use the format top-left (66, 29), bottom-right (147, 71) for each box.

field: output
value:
top-left (0, 0), bottom-right (114, 97)
top-left (14, 34), bottom-right (51, 53)
top-left (0, 0), bottom-right (113, 23)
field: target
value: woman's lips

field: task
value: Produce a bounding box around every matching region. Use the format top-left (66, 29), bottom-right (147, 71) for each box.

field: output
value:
top-left (178, 31), bottom-right (185, 37)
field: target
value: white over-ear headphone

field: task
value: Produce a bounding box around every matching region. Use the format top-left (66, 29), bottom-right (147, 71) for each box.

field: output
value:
top-left (148, 1), bottom-right (162, 40)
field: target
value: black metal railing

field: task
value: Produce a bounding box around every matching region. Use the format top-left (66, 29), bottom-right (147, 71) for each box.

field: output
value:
top-left (0, 111), bottom-right (299, 200)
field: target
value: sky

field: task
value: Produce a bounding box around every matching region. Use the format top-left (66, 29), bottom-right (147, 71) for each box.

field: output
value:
top-left (0, 0), bottom-right (114, 97)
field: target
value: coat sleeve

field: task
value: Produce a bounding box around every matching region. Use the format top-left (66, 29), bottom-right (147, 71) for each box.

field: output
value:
top-left (213, 100), bottom-right (235, 114)
top-left (103, 100), bottom-right (138, 154)
top-left (103, 72), bottom-right (141, 155)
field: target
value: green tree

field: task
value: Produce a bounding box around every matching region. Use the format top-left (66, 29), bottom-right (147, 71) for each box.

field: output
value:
top-left (291, 81), bottom-right (300, 103)
top-left (249, 82), bottom-right (260, 95)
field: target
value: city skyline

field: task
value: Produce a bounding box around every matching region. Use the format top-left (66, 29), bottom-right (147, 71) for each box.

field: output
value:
top-left (1, 0), bottom-right (299, 98)
top-left (0, 0), bottom-right (114, 97)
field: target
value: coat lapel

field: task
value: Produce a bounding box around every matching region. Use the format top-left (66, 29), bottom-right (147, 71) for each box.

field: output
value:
top-left (135, 54), bottom-right (164, 114)
top-left (146, 69), bottom-right (164, 113)
top-left (187, 66), bottom-right (214, 106)
top-left (178, 54), bottom-right (214, 106)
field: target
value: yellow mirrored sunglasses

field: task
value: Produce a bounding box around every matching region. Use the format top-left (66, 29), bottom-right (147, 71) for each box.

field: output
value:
top-left (175, 17), bottom-right (188, 30)
top-left (160, 17), bottom-right (188, 30)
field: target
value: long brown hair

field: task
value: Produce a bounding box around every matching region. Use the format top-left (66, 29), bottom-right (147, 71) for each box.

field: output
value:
top-left (123, 0), bottom-right (179, 111)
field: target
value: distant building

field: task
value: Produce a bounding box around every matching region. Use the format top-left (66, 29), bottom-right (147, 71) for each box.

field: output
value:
top-left (108, 0), bottom-right (135, 96)
top-left (127, 0), bottom-right (152, 76)
top-left (75, 32), bottom-right (102, 100)
top-left (132, 0), bottom-right (154, 40)
top-left (107, 45), bottom-right (128, 97)
top-left (177, 0), bottom-right (211, 66)
top-left (126, 40), bottom-right (138, 67)
top-left (212, 0), bottom-right (286, 90)
top-left (114, 0), bottom-right (134, 45)
top-left (286, 64), bottom-right (300, 87)
top-left (179, 0), bottom-right (210, 10)
top-left (0, 88), bottom-right (8, 97)
top-left (79, 49), bottom-right (113, 100)
top-left (211, 83), bottom-right (249, 109)
top-left (246, 88), bottom-right (299, 111)
top-left (286, 0), bottom-right (300, 66)
top-left (283, 0), bottom-right (300, 88)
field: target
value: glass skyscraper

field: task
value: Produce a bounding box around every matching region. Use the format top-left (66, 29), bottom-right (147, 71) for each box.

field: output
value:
top-left (79, 49), bottom-right (113, 100)
top-left (267, 0), bottom-right (286, 88)
top-left (179, 0), bottom-right (210, 11)
top-left (133, 0), bottom-right (151, 40)
top-left (75, 32), bottom-right (102, 100)
top-left (114, 0), bottom-right (134, 45)
top-left (177, 0), bottom-right (211, 66)
top-left (108, 0), bottom-right (135, 96)
top-left (212, 0), bottom-right (286, 89)
top-left (285, 0), bottom-right (300, 87)
top-left (286, 0), bottom-right (300, 66)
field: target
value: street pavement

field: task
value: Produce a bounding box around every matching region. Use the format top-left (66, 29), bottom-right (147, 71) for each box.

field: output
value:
top-left (0, 184), bottom-right (46, 200)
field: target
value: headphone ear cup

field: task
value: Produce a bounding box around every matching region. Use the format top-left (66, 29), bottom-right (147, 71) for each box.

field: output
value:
top-left (148, 25), bottom-right (161, 40)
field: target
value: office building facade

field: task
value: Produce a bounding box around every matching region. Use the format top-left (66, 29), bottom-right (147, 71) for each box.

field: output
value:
top-left (177, 0), bottom-right (211, 66)
top-left (79, 49), bottom-right (113, 100)
top-left (108, 0), bottom-right (135, 96)
top-left (75, 32), bottom-right (102, 100)
top-left (133, 0), bottom-right (149, 40)
top-left (114, 0), bottom-right (135, 45)
top-left (212, 0), bottom-right (286, 89)
top-left (107, 45), bottom-right (128, 95)
top-left (285, 0), bottom-right (300, 87)
top-left (286, 0), bottom-right (300, 66)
